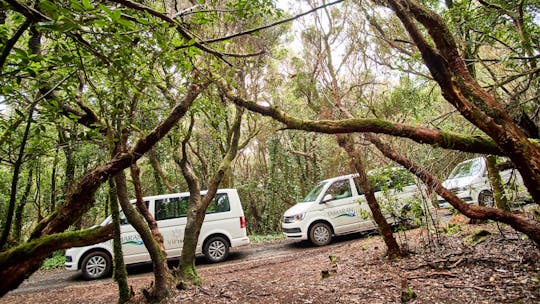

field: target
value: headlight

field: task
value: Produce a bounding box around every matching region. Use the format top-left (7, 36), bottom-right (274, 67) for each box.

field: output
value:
top-left (284, 213), bottom-right (306, 223)
top-left (292, 213), bottom-right (305, 222)
top-left (450, 186), bottom-right (468, 192)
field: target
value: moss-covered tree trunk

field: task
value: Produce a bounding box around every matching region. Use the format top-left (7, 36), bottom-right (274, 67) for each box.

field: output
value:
top-left (485, 156), bottom-right (510, 211)
top-left (115, 169), bottom-right (172, 301)
top-left (177, 107), bottom-right (243, 287)
top-left (130, 163), bottom-right (172, 299)
top-left (108, 178), bottom-right (131, 304)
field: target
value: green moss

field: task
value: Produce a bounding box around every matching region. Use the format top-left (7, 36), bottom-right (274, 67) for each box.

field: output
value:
top-left (177, 263), bottom-right (202, 287)
top-left (464, 229), bottom-right (491, 244)
top-left (443, 223), bottom-right (462, 235)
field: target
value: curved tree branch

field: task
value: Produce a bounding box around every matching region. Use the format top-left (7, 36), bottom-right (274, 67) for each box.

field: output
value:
top-left (367, 134), bottom-right (540, 245)
top-left (176, 0), bottom-right (345, 49)
top-left (0, 18), bottom-right (30, 71)
top-left (223, 91), bottom-right (510, 155)
top-left (0, 224), bottom-right (114, 296)
top-left (32, 79), bottom-right (207, 239)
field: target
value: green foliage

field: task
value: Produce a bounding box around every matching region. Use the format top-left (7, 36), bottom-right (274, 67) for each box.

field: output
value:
top-left (248, 233), bottom-right (285, 244)
top-left (444, 223), bottom-right (462, 235)
top-left (40, 251), bottom-right (66, 270)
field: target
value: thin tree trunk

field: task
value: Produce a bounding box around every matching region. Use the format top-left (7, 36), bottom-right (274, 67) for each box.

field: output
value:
top-left (115, 169), bottom-right (171, 301)
top-left (130, 163), bottom-right (171, 299)
top-left (337, 134), bottom-right (404, 258)
top-left (49, 147), bottom-right (58, 213)
top-left (108, 178), bottom-right (131, 304)
top-left (177, 107), bottom-right (243, 287)
top-left (0, 100), bottom-right (38, 249)
top-left (148, 148), bottom-right (174, 192)
top-left (13, 168), bottom-right (33, 243)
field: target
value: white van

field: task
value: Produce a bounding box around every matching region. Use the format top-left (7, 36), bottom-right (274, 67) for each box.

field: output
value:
top-left (438, 157), bottom-right (527, 208)
top-left (65, 189), bottom-right (249, 279)
top-left (282, 169), bottom-right (425, 246)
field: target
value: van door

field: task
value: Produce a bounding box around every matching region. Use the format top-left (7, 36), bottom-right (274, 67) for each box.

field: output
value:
top-left (155, 196), bottom-right (189, 259)
top-left (322, 178), bottom-right (359, 234)
top-left (120, 201), bottom-right (150, 264)
top-left (353, 176), bottom-right (380, 231)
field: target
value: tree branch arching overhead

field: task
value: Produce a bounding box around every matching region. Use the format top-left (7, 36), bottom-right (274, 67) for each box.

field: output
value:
top-left (223, 91), bottom-right (513, 155)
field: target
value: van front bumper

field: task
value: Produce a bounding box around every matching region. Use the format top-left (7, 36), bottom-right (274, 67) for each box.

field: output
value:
top-left (65, 261), bottom-right (78, 271)
top-left (282, 223), bottom-right (308, 240)
top-left (437, 189), bottom-right (476, 208)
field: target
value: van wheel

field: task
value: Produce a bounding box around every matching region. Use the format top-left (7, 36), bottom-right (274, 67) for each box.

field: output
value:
top-left (478, 190), bottom-right (494, 207)
top-left (203, 236), bottom-right (229, 263)
top-left (81, 251), bottom-right (111, 280)
top-left (309, 222), bottom-right (332, 246)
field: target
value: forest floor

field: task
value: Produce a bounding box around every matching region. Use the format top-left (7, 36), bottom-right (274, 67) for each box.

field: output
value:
top-left (4, 213), bottom-right (540, 304)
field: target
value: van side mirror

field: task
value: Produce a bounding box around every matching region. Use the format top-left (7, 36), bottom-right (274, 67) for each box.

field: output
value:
top-left (321, 194), bottom-right (333, 204)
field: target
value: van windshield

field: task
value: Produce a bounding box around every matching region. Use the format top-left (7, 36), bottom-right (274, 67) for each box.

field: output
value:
top-left (448, 158), bottom-right (483, 179)
top-left (301, 181), bottom-right (327, 202)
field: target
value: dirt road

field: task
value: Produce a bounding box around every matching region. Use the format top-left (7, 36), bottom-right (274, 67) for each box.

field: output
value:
top-left (8, 233), bottom-right (363, 296)
top-left (4, 220), bottom-right (539, 304)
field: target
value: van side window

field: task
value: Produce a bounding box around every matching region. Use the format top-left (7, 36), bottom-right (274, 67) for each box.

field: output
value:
top-left (155, 197), bottom-right (189, 220)
top-left (120, 201), bottom-right (150, 225)
top-left (325, 180), bottom-right (352, 200)
top-left (354, 176), bottom-right (381, 193)
top-left (205, 193), bottom-right (231, 213)
top-left (353, 177), bottom-right (363, 195)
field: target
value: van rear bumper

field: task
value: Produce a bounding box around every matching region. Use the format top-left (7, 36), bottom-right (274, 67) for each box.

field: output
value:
top-left (231, 236), bottom-right (250, 247)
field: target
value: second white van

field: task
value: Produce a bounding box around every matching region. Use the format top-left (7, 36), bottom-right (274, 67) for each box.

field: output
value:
top-left (282, 168), bottom-right (425, 246)
top-left (438, 157), bottom-right (528, 208)
top-left (65, 189), bottom-right (249, 279)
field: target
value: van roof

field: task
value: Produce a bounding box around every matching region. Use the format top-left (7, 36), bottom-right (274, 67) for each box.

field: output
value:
top-left (319, 167), bottom-right (414, 184)
top-left (320, 173), bottom-right (359, 183)
top-left (132, 188), bottom-right (237, 202)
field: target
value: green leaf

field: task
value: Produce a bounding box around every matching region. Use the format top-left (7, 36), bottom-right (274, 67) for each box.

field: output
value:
top-left (15, 109), bottom-right (25, 118)
top-left (70, 0), bottom-right (84, 11)
top-left (82, 0), bottom-right (93, 10)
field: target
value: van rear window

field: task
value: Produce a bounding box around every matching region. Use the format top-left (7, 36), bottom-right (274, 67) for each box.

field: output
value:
top-left (155, 193), bottom-right (230, 220)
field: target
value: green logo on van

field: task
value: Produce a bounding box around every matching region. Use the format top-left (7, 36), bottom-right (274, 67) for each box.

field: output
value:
top-left (335, 212), bottom-right (356, 218)
top-left (122, 240), bottom-right (144, 245)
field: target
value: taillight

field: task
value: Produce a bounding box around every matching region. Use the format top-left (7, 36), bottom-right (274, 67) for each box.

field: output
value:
top-left (240, 216), bottom-right (246, 228)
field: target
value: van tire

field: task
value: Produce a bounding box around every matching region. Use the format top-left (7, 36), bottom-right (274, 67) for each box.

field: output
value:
top-left (203, 236), bottom-right (229, 263)
top-left (81, 251), bottom-right (111, 280)
top-left (309, 222), bottom-right (332, 246)
top-left (478, 190), bottom-right (494, 207)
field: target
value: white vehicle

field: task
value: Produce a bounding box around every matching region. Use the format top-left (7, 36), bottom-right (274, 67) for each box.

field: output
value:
top-left (438, 157), bottom-right (527, 208)
top-left (65, 189), bottom-right (249, 279)
top-left (282, 169), bottom-right (425, 246)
